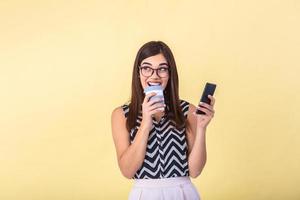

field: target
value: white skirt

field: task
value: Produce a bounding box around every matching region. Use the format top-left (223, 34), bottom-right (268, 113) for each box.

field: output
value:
top-left (128, 176), bottom-right (201, 200)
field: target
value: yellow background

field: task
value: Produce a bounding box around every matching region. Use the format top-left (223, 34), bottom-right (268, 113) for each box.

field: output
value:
top-left (1, 0), bottom-right (299, 199)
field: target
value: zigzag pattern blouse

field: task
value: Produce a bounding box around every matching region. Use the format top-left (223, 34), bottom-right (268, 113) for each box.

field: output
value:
top-left (122, 100), bottom-right (190, 179)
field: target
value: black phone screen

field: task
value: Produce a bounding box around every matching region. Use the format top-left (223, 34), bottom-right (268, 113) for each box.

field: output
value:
top-left (196, 82), bottom-right (217, 115)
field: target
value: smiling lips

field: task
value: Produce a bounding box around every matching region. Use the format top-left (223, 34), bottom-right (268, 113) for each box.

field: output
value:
top-left (147, 82), bottom-right (161, 86)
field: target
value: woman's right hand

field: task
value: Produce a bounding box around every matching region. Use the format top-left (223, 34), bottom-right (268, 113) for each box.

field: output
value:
top-left (141, 92), bottom-right (165, 129)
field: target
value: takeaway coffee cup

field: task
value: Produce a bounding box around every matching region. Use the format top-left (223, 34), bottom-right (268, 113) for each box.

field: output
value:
top-left (144, 85), bottom-right (165, 111)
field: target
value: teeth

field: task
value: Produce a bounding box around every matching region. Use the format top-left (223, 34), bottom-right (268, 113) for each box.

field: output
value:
top-left (148, 82), bottom-right (161, 86)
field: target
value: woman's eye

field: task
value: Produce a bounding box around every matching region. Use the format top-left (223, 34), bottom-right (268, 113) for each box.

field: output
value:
top-left (159, 67), bottom-right (168, 71)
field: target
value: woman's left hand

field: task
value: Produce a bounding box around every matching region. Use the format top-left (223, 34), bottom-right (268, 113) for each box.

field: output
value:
top-left (193, 95), bottom-right (216, 129)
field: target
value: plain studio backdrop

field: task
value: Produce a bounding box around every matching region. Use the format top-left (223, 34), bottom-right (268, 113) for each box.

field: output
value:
top-left (0, 0), bottom-right (299, 199)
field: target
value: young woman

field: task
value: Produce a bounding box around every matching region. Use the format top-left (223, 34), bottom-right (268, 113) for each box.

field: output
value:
top-left (111, 41), bottom-right (215, 200)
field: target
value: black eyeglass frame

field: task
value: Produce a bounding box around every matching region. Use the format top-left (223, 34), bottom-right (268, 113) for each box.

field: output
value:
top-left (138, 66), bottom-right (170, 78)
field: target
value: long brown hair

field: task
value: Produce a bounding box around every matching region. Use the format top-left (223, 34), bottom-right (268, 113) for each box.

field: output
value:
top-left (126, 41), bottom-right (187, 132)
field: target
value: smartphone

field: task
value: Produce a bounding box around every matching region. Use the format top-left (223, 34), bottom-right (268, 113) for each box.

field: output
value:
top-left (196, 82), bottom-right (217, 115)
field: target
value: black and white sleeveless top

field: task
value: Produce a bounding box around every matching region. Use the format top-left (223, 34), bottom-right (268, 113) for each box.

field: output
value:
top-left (122, 100), bottom-right (190, 179)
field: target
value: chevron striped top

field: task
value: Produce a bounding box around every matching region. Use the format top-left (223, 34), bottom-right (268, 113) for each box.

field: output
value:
top-left (122, 100), bottom-right (190, 179)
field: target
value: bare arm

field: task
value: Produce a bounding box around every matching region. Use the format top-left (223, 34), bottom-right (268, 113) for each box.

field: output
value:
top-left (186, 104), bottom-right (207, 178)
top-left (111, 107), bottom-right (151, 179)
top-left (111, 93), bottom-right (165, 179)
top-left (186, 96), bottom-right (215, 178)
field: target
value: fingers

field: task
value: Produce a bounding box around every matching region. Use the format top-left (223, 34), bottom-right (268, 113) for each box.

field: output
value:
top-left (143, 92), bottom-right (157, 104)
top-left (208, 95), bottom-right (215, 106)
top-left (147, 102), bottom-right (165, 116)
top-left (198, 95), bottom-right (215, 110)
top-left (196, 105), bottom-right (214, 117)
top-left (198, 102), bottom-right (214, 111)
top-left (149, 103), bottom-right (165, 113)
top-left (142, 92), bottom-right (165, 116)
top-left (148, 97), bottom-right (164, 106)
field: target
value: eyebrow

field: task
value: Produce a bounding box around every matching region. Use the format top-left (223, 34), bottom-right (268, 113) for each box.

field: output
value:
top-left (141, 62), bottom-right (169, 66)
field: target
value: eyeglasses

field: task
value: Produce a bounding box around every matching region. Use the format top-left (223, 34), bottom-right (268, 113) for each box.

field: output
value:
top-left (139, 66), bottom-right (170, 78)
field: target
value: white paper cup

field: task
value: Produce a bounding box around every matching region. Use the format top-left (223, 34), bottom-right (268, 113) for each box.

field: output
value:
top-left (144, 85), bottom-right (165, 111)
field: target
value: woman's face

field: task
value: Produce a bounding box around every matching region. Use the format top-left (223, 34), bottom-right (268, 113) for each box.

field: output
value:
top-left (139, 53), bottom-right (170, 91)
